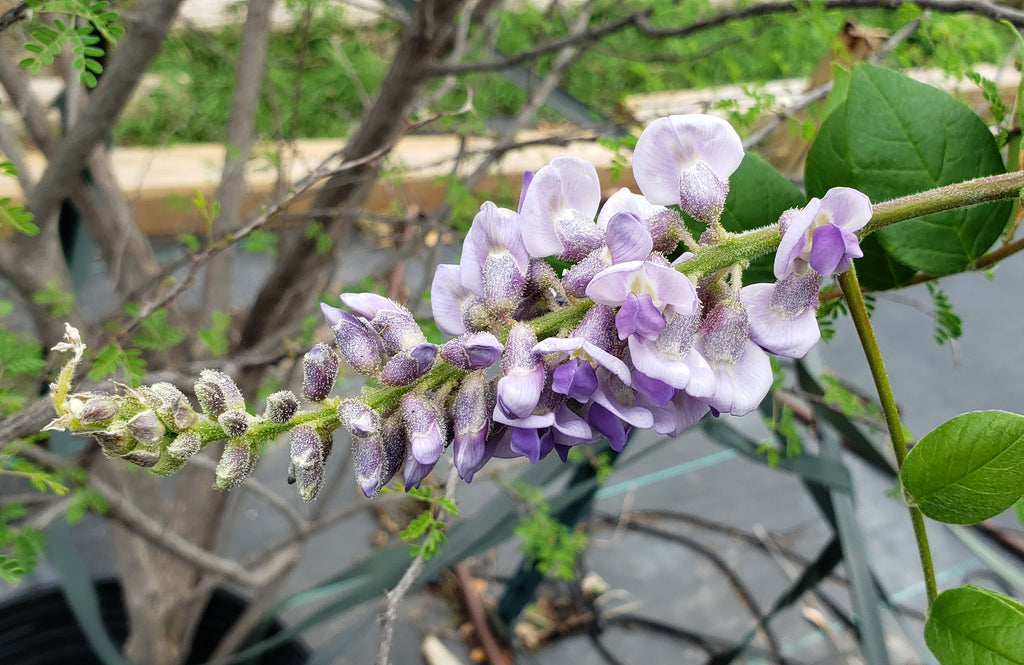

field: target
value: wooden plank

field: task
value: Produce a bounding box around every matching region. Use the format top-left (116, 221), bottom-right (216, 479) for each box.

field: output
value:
top-left (0, 131), bottom-right (636, 237)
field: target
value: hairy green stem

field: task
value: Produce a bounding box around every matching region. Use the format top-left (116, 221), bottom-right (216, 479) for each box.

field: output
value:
top-left (865, 171), bottom-right (1024, 235)
top-left (837, 264), bottom-right (937, 606)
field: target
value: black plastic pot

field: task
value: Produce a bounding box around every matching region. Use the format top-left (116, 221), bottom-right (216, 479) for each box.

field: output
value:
top-left (0, 578), bottom-right (308, 665)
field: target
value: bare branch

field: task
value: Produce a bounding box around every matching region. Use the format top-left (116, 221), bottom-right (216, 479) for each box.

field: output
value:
top-left (237, 0), bottom-right (467, 353)
top-left (0, 2), bottom-right (27, 34)
top-left (202, 0), bottom-right (277, 318)
top-left (375, 465), bottom-right (460, 665)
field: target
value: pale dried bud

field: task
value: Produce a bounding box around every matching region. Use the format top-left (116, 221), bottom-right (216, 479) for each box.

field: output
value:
top-left (127, 410), bottom-right (165, 448)
top-left (302, 343), bottom-right (339, 402)
top-left (264, 390), bottom-right (299, 424)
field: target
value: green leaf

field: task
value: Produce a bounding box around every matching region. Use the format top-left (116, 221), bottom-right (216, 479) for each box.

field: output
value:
top-left (901, 410), bottom-right (1024, 524)
top-left (807, 64), bottom-right (1011, 281)
top-left (718, 153), bottom-right (807, 284)
top-left (198, 311), bottom-right (232, 355)
top-left (925, 585), bottom-right (1024, 664)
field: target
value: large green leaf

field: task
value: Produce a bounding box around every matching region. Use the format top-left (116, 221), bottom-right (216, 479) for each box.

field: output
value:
top-left (806, 64), bottom-right (1010, 281)
top-left (925, 585), bottom-right (1024, 664)
top-left (901, 411), bottom-right (1024, 524)
top-left (720, 153), bottom-right (807, 284)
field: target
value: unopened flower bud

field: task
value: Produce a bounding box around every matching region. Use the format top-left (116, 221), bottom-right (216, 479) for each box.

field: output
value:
top-left (93, 422), bottom-right (135, 457)
top-left (302, 343), bottom-right (339, 402)
top-left (218, 408), bottom-right (251, 437)
top-left (166, 431), bottom-right (202, 461)
top-left (290, 425), bottom-right (325, 501)
top-left (338, 399), bottom-right (380, 436)
top-left (439, 332), bottom-right (503, 370)
top-left (264, 390), bottom-right (299, 424)
top-left (79, 396), bottom-right (118, 425)
top-left (352, 416), bottom-right (406, 497)
top-left (380, 343), bottom-right (437, 386)
top-left (403, 445), bottom-right (435, 490)
top-left (321, 303), bottom-right (383, 376)
top-left (453, 371), bottom-right (494, 482)
top-left (153, 431), bottom-right (201, 476)
top-left (146, 383), bottom-right (198, 430)
top-left (214, 438), bottom-right (255, 490)
top-left (496, 324), bottom-right (544, 420)
top-left (127, 410), bottom-right (165, 448)
top-left (352, 433), bottom-right (385, 498)
top-left (195, 369), bottom-right (245, 418)
top-left (122, 449), bottom-right (161, 468)
top-left (401, 392), bottom-right (446, 466)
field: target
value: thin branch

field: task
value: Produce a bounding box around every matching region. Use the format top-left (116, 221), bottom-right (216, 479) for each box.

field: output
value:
top-left (0, 1), bottom-right (27, 33)
top-left (375, 465), bottom-right (460, 665)
top-left (426, 0), bottom-right (1024, 77)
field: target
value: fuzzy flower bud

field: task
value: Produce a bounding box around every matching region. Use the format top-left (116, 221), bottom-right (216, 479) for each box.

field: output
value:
top-left (93, 422), bottom-right (135, 457)
top-left (496, 324), bottom-right (544, 420)
top-left (166, 430), bottom-right (202, 461)
top-left (122, 449), bottom-right (161, 468)
top-left (78, 396), bottom-right (118, 426)
top-left (453, 371), bottom-right (494, 482)
top-left (302, 343), bottom-right (339, 402)
top-left (152, 431), bottom-right (202, 476)
top-left (290, 424), bottom-right (325, 501)
top-left (264, 390), bottom-right (299, 424)
top-left (214, 438), bottom-right (255, 490)
top-left (380, 342), bottom-right (437, 386)
top-left (218, 408), bottom-right (251, 437)
top-left (401, 392), bottom-right (447, 466)
top-left (352, 432), bottom-right (385, 498)
top-left (127, 410), bottom-right (165, 448)
top-left (145, 383), bottom-right (198, 430)
top-left (338, 399), bottom-right (381, 436)
top-left (195, 369), bottom-right (245, 418)
top-left (439, 332), bottom-right (503, 370)
top-left (321, 303), bottom-right (383, 375)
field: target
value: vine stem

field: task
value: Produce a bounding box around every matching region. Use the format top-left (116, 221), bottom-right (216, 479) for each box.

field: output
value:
top-left (837, 263), bottom-right (938, 606)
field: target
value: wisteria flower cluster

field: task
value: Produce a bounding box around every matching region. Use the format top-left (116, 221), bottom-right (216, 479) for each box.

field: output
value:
top-left (324, 114), bottom-right (872, 496)
top-left (44, 113), bottom-right (872, 503)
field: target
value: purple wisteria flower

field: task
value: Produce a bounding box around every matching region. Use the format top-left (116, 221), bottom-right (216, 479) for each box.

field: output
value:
top-left (742, 272), bottom-right (822, 359)
top-left (519, 156), bottom-right (603, 260)
top-left (562, 211), bottom-right (653, 297)
top-left (597, 188), bottom-right (682, 253)
top-left (694, 302), bottom-right (773, 417)
top-left (632, 114), bottom-right (744, 225)
top-left (586, 259), bottom-right (699, 342)
top-left (775, 187), bottom-right (872, 278)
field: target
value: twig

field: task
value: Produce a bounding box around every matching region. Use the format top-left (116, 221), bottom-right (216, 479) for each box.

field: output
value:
top-left (0, 2), bottom-right (28, 34)
top-left (375, 465), bottom-right (460, 665)
top-left (454, 562), bottom-right (511, 665)
top-left (427, 0), bottom-right (1024, 77)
